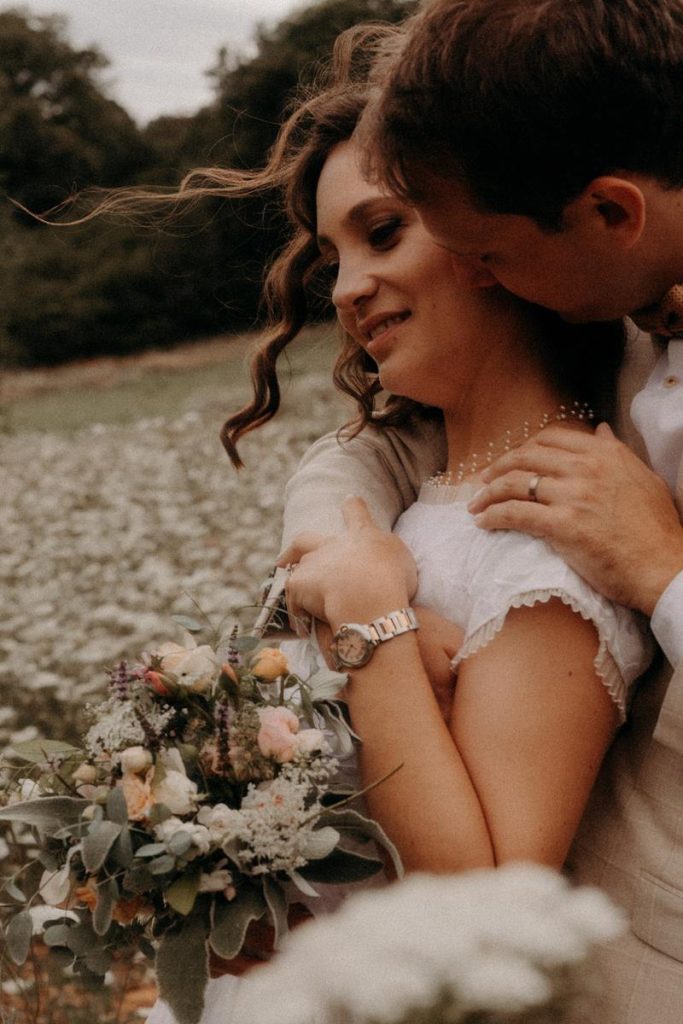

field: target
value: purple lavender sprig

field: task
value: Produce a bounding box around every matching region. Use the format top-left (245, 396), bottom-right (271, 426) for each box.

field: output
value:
top-left (108, 660), bottom-right (134, 700)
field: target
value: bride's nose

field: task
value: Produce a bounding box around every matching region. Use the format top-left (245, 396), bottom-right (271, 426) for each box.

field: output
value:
top-left (332, 256), bottom-right (377, 313)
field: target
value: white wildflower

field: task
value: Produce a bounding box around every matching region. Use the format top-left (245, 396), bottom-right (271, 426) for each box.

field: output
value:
top-left (233, 864), bottom-right (626, 1024)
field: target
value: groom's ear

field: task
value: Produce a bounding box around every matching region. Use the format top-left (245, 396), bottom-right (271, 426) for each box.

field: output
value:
top-left (567, 176), bottom-right (646, 249)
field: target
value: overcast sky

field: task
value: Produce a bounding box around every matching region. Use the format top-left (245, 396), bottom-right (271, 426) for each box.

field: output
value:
top-left (2, 0), bottom-right (301, 123)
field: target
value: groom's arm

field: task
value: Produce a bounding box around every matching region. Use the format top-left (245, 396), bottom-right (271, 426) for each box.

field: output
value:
top-left (281, 416), bottom-right (446, 547)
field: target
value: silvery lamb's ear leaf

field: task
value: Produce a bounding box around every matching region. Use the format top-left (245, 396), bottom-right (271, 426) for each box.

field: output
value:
top-left (7, 911), bottom-right (33, 965)
top-left (156, 913), bottom-right (210, 1024)
top-left (262, 877), bottom-right (288, 950)
top-left (209, 885), bottom-right (266, 960)
top-left (0, 797), bottom-right (88, 834)
top-left (82, 821), bottom-right (123, 873)
top-left (299, 848), bottom-right (384, 885)
top-left (316, 808), bottom-right (404, 878)
top-left (8, 740), bottom-right (82, 764)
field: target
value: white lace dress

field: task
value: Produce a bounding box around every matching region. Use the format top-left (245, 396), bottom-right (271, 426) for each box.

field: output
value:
top-left (147, 481), bottom-right (652, 1024)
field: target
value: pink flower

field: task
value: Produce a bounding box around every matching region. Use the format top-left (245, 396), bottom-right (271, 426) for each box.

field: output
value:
top-left (256, 706), bottom-right (301, 763)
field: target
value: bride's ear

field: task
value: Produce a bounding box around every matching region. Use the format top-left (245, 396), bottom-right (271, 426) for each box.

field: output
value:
top-left (448, 254), bottom-right (499, 289)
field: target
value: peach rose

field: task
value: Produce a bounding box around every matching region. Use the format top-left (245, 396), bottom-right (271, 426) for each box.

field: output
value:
top-left (256, 705), bottom-right (300, 762)
top-left (120, 772), bottom-right (153, 821)
top-left (120, 746), bottom-right (153, 775)
top-left (251, 648), bottom-right (289, 681)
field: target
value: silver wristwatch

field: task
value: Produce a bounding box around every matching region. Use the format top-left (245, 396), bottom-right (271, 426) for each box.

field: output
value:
top-left (329, 608), bottom-right (419, 670)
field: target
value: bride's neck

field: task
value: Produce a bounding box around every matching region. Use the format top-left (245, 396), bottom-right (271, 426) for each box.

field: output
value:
top-left (442, 337), bottom-right (578, 478)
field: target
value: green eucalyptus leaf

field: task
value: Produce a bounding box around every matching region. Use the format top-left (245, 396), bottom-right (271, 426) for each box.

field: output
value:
top-left (3, 879), bottom-right (26, 903)
top-left (106, 786), bottom-right (129, 825)
top-left (112, 827), bottom-right (134, 868)
top-left (299, 848), bottom-right (384, 884)
top-left (123, 864), bottom-right (156, 895)
top-left (9, 739), bottom-right (82, 764)
top-left (7, 911), bottom-right (33, 965)
top-left (149, 854), bottom-right (176, 875)
top-left (93, 879), bottom-right (116, 936)
top-left (156, 914), bottom-right (210, 1024)
top-left (43, 923), bottom-right (72, 947)
top-left (167, 831), bottom-right (193, 857)
top-left (166, 871), bottom-right (200, 916)
top-left (231, 635), bottom-right (259, 652)
top-left (0, 797), bottom-right (88, 834)
top-left (262, 877), bottom-right (288, 950)
top-left (209, 885), bottom-right (266, 960)
top-left (82, 821), bottom-right (123, 873)
top-left (135, 843), bottom-right (167, 858)
top-left (171, 615), bottom-right (204, 633)
top-left (66, 923), bottom-right (97, 956)
top-left (84, 947), bottom-right (112, 976)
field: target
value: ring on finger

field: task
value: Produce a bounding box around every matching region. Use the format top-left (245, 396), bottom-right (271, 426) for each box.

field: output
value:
top-left (528, 474), bottom-right (543, 502)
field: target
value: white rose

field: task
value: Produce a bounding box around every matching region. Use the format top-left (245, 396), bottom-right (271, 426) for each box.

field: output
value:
top-left (29, 905), bottom-right (78, 935)
top-left (152, 770), bottom-right (199, 816)
top-left (196, 803), bottom-right (245, 843)
top-left (73, 763), bottom-right (97, 785)
top-left (120, 746), bottom-right (153, 775)
top-left (157, 641), bottom-right (217, 693)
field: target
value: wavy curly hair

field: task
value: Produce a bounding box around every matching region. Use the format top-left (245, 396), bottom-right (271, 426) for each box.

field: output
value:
top-left (57, 21), bottom-right (625, 466)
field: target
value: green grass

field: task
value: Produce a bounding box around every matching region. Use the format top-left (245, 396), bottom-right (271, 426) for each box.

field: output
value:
top-left (2, 323), bottom-right (340, 435)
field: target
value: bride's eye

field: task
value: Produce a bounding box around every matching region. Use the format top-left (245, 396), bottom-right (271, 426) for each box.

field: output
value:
top-left (368, 217), bottom-right (403, 249)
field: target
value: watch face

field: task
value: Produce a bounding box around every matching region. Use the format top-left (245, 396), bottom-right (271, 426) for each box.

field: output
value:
top-left (335, 626), bottom-right (373, 667)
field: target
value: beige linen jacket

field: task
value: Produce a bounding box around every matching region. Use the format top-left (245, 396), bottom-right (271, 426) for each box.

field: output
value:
top-left (281, 326), bottom-right (683, 1022)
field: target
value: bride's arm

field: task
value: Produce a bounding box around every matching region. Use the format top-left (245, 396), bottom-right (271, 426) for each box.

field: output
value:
top-left (284, 499), bottom-right (617, 873)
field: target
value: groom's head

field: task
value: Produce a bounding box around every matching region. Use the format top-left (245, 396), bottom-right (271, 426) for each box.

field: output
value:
top-left (365, 0), bottom-right (683, 321)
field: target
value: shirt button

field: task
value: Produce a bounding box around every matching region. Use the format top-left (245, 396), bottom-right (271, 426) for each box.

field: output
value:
top-left (664, 375), bottom-right (680, 388)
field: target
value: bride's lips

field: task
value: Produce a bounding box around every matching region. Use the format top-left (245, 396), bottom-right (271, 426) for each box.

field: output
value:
top-left (359, 310), bottom-right (411, 355)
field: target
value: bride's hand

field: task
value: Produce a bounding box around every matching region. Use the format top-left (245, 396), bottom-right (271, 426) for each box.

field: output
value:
top-left (279, 496), bottom-right (417, 627)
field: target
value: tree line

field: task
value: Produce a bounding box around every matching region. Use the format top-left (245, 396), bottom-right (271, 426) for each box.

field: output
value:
top-left (0, 0), bottom-right (415, 367)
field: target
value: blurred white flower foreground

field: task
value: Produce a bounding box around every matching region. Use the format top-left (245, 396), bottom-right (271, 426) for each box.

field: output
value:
top-left (235, 864), bottom-right (625, 1024)
top-left (0, 372), bottom-right (342, 748)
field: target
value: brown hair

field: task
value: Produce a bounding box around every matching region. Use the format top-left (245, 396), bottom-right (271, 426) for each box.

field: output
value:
top-left (52, 25), bottom-right (434, 468)
top-left (367, 0), bottom-right (683, 228)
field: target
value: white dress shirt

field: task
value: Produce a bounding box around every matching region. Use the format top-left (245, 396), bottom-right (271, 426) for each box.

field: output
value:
top-left (630, 337), bottom-right (683, 667)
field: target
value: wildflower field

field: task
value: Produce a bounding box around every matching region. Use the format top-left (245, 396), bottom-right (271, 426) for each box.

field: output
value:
top-left (0, 327), bottom-right (345, 1022)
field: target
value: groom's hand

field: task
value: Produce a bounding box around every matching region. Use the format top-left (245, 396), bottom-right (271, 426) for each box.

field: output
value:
top-left (468, 423), bottom-right (683, 615)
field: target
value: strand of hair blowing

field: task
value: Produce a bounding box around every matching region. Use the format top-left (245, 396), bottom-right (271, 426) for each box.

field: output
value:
top-left (30, 22), bottom-right (430, 468)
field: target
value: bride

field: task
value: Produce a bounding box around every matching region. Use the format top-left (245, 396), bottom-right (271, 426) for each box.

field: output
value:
top-left (147, 35), bottom-right (651, 1024)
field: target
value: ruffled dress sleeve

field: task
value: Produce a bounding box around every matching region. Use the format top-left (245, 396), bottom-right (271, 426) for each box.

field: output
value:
top-left (394, 488), bottom-right (654, 722)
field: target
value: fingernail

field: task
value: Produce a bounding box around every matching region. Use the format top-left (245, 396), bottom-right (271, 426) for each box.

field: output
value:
top-left (481, 468), bottom-right (492, 482)
top-left (467, 487), bottom-right (486, 512)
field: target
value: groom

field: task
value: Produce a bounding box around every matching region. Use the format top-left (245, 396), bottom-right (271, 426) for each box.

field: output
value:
top-left (281, 1), bottom-right (683, 1020)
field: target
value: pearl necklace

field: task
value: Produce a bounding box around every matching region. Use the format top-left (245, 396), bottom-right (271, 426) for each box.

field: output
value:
top-left (427, 400), bottom-right (595, 487)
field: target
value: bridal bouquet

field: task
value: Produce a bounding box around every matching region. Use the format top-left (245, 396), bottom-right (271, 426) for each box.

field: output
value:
top-left (234, 863), bottom-right (626, 1024)
top-left (0, 623), bottom-right (400, 1024)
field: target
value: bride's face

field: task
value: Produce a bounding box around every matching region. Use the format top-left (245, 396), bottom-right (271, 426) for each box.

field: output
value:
top-left (315, 140), bottom-right (503, 409)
